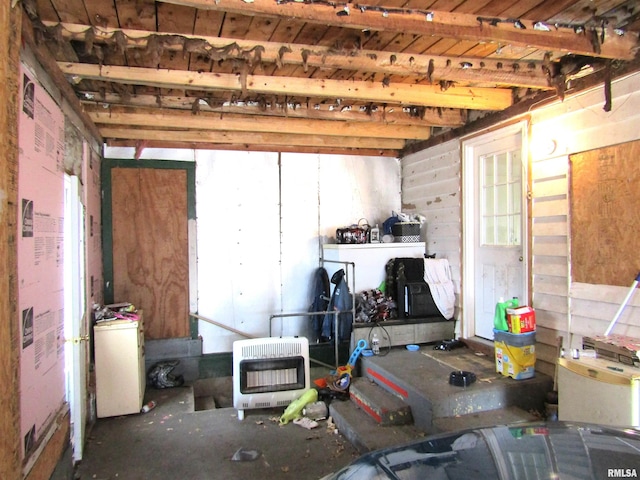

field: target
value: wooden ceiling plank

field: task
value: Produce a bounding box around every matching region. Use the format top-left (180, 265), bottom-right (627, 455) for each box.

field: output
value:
top-left (442, 39), bottom-right (481, 56)
top-left (59, 62), bottom-right (515, 109)
top-left (480, 0), bottom-right (519, 17)
top-left (498, 0), bottom-right (547, 19)
top-left (462, 41), bottom-right (500, 57)
top-left (191, 9), bottom-right (224, 72)
top-left (218, 8), bottom-right (253, 39)
top-left (83, 0), bottom-right (119, 28)
top-left (114, 0), bottom-right (156, 31)
top-left (50, 0), bottom-right (90, 24)
top-left (48, 22), bottom-right (553, 89)
top-left (154, 0), bottom-right (638, 59)
top-left (453, 0), bottom-right (495, 14)
top-left (97, 127), bottom-right (405, 149)
top-left (244, 15), bottom-right (280, 42)
top-left (531, 0), bottom-right (596, 24)
top-left (265, 16), bottom-right (305, 44)
top-left (430, 0), bottom-right (467, 11)
top-left (424, 38), bottom-right (463, 56)
top-left (36, 0), bottom-right (61, 22)
top-left (79, 91), bottom-right (466, 126)
top-left (291, 21), bottom-right (332, 47)
top-left (85, 106), bottom-right (431, 139)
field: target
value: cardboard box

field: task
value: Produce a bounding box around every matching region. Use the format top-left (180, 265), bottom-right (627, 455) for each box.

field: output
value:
top-left (506, 306), bottom-right (536, 333)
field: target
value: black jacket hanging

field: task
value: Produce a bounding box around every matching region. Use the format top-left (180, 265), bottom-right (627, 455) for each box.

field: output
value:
top-left (309, 267), bottom-right (330, 342)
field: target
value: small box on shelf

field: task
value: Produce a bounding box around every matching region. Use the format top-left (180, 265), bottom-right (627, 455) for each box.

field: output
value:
top-left (391, 222), bottom-right (421, 243)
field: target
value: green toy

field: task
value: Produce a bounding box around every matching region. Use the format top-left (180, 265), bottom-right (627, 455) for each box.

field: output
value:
top-left (279, 388), bottom-right (318, 424)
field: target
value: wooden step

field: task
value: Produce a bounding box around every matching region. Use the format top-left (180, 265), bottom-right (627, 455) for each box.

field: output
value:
top-left (349, 377), bottom-right (413, 426)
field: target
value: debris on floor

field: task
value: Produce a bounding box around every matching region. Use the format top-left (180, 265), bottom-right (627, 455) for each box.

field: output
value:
top-left (230, 447), bottom-right (260, 462)
top-left (293, 417), bottom-right (318, 430)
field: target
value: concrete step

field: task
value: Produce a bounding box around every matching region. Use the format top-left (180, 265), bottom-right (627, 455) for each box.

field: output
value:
top-left (349, 377), bottom-right (413, 426)
top-left (329, 399), bottom-right (425, 454)
top-left (361, 346), bottom-right (553, 433)
top-left (432, 405), bottom-right (540, 433)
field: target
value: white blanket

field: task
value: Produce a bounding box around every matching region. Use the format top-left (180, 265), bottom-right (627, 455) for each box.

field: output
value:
top-left (423, 258), bottom-right (455, 319)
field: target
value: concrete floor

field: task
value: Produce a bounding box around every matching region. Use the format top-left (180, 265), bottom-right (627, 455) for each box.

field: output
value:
top-left (75, 374), bottom-right (361, 480)
top-left (72, 346), bottom-right (553, 479)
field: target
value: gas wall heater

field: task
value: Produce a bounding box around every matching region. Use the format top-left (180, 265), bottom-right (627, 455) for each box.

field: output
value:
top-left (233, 337), bottom-right (310, 420)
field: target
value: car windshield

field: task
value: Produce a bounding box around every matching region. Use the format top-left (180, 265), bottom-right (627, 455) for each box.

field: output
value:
top-left (325, 423), bottom-right (640, 480)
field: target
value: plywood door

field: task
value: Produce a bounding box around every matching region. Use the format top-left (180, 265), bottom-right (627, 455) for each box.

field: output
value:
top-left (111, 167), bottom-right (189, 339)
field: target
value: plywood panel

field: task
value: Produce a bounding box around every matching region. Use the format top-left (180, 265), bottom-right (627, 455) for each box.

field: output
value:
top-left (570, 141), bottom-right (640, 287)
top-left (112, 168), bottom-right (189, 339)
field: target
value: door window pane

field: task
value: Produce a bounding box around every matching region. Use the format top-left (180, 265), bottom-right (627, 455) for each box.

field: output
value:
top-left (480, 149), bottom-right (522, 246)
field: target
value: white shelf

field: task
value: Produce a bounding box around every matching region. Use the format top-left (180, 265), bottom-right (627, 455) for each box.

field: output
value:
top-left (322, 242), bottom-right (425, 293)
top-left (323, 242), bottom-right (425, 251)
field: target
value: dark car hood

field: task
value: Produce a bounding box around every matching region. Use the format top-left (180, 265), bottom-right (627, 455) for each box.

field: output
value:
top-left (322, 422), bottom-right (640, 480)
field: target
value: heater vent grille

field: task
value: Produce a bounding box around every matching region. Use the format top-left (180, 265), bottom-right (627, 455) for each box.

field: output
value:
top-left (241, 341), bottom-right (303, 359)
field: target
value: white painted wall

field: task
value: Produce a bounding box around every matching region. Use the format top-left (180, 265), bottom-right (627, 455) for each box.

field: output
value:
top-left (401, 71), bottom-right (640, 376)
top-left (195, 152), bottom-right (400, 353)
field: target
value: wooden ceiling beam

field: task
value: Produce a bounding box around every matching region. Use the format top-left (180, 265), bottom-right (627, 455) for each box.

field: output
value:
top-left (156, 0), bottom-right (638, 60)
top-left (97, 126), bottom-right (405, 150)
top-left (78, 91), bottom-right (466, 126)
top-left (45, 21), bottom-right (553, 89)
top-left (59, 62), bottom-right (514, 110)
top-left (85, 105), bottom-right (431, 140)
top-left (105, 139), bottom-right (399, 157)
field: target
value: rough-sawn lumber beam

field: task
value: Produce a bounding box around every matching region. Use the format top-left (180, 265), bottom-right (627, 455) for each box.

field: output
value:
top-left (97, 127), bottom-right (405, 150)
top-left (78, 91), bottom-right (466, 126)
top-left (59, 62), bottom-right (514, 110)
top-left (46, 21), bottom-right (553, 90)
top-left (85, 105), bottom-right (431, 140)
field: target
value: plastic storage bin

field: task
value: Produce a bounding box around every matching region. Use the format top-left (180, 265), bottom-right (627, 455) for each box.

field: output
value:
top-left (494, 329), bottom-right (536, 380)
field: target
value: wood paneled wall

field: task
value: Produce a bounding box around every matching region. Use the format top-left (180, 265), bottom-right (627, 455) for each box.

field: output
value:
top-left (401, 139), bottom-right (462, 321)
top-left (400, 72), bottom-right (640, 382)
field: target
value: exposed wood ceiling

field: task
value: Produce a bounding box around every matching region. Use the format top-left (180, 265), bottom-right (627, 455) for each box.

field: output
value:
top-left (22, 0), bottom-right (640, 157)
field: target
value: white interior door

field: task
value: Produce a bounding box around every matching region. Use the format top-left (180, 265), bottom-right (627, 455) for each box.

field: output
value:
top-left (64, 175), bottom-right (87, 462)
top-left (462, 123), bottom-right (528, 340)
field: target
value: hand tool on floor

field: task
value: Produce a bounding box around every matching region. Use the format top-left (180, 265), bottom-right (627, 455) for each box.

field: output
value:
top-left (604, 272), bottom-right (640, 336)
